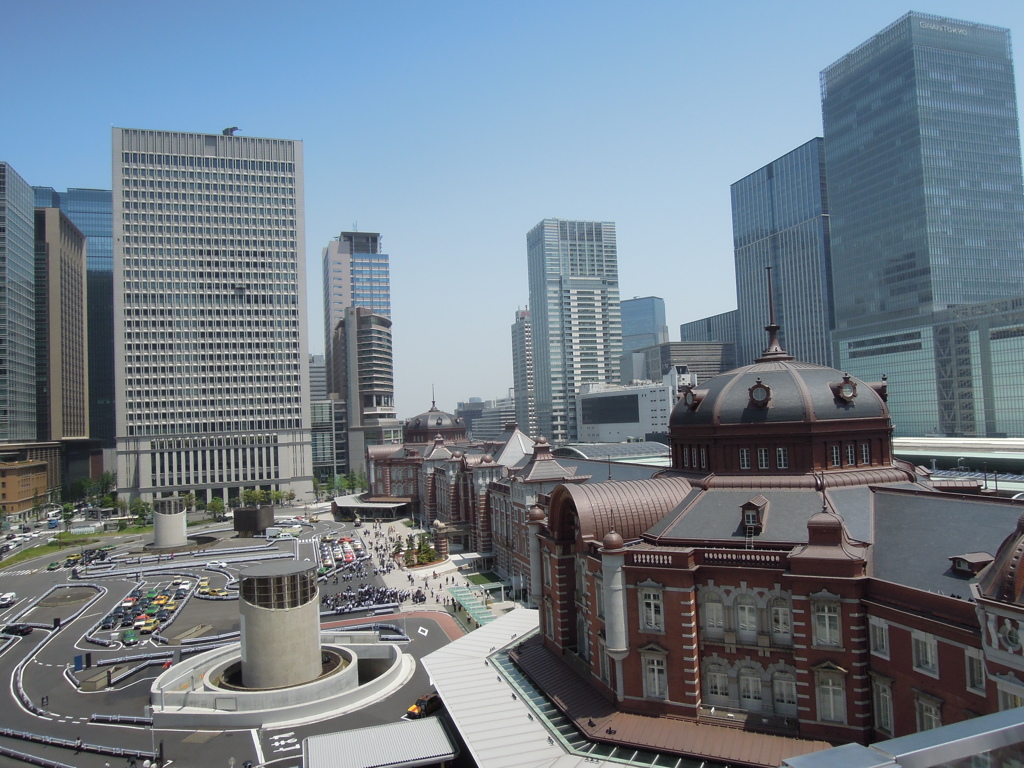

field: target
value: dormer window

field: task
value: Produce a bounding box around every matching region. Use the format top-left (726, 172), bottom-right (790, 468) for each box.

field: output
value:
top-left (831, 374), bottom-right (858, 403)
top-left (949, 552), bottom-right (994, 576)
top-left (741, 495), bottom-right (769, 535)
top-left (748, 378), bottom-right (771, 408)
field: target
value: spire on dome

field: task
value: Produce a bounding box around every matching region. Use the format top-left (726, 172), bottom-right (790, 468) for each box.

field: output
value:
top-left (756, 265), bottom-right (794, 362)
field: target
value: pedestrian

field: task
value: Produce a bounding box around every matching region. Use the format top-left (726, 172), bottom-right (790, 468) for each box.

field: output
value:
top-left (75, 736), bottom-right (82, 753)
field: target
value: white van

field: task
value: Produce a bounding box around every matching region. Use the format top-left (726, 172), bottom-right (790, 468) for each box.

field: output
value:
top-left (0, 592), bottom-right (16, 608)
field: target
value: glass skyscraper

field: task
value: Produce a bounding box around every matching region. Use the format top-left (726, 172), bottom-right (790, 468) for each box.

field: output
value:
top-left (620, 296), bottom-right (668, 355)
top-left (34, 187), bottom-right (115, 447)
top-left (0, 163), bottom-right (38, 441)
top-left (511, 308), bottom-right (536, 437)
top-left (112, 128), bottom-right (313, 502)
top-left (321, 231), bottom-right (391, 397)
top-left (731, 138), bottom-right (832, 367)
top-left (824, 13), bottom-right (1024, 437)
top-left (822, 12), bottom-right (1024, 330)
top-left (527, 219), bottom-right (621, 444)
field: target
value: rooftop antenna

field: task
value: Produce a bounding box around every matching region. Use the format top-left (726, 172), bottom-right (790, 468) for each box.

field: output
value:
top-left (432, 384), bottom-right (436, 410)
top-left (756, 265), bottom-right (794, 362)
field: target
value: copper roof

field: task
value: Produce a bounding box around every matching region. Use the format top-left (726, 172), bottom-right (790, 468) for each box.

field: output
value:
top-left (511, 636), bottom-right (831, 768)
top-left (549, 477), bottom-right (692, 542)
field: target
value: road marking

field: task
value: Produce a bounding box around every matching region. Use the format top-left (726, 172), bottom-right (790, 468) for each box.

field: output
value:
top-left (251, 728), bottom-right (265, 765)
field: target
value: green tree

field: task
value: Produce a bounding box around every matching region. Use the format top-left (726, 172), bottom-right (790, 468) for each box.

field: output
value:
top-left (284, 490), bottom-right (296, 506)
top-left (355, 470), bottom-right (368, 493)
top-left (61, 503), bottom-right (75, 534)
top-left (312, 478), bottom-right (322, 502)
top-left (242, 488), bottom-right (259, 506)
top-left (115, 497), bottom-right (130, 516)
top-left (270, 490), bottom-right (283, 506)
top-left (256, 489), bottom-right (269, 505)
top-left (228, 495), bottom-right (241, 509)
top-left (183, 492), bottom-right (196, 513)
top-left (130, 497), bottom-right (151, 527)
top-left (208, 497), bottom-right (225, 519)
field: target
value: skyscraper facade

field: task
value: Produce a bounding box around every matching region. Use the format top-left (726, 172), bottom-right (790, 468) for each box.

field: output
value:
top-left (321, 231), bottom-right (390, 396)
top-left (527, 219), bottom-right (621, 443)
top-left (0, 163), bottom-right (38, 442)
top-left (620, 296), bottom-right (668, 355)
top-left (330, 306), bottom-right (400, 474)
top-left (823, 13), bottom-right (1024, 436)
top-left (33, 207), bottom-right (89, 442)
top-left (112, 128), bottom-right (313, 502)
top-left (823, 13), bottom-right (1024, 329)
top-left (34, 187), bottom-right (115, 448)
top-left (731, 138), bottom-right (833, 367)
top-left (511, 308), bottom-right (536, 437)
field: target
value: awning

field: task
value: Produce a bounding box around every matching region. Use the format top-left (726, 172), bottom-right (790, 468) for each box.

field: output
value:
top-left (303, 717), bottom-right (456, 768)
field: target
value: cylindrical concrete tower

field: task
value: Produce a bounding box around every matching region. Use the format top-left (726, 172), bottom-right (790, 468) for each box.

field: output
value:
top-left (152, 497), bottom-right (187, 549)
top-left (239, 562), bottom-right (321, 689)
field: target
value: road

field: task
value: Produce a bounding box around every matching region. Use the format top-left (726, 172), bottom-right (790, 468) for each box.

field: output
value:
top-left (0, 513), bottom-right (471, 768)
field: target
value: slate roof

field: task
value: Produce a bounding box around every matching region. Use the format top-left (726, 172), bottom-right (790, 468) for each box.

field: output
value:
top-left (871, 488), bottom-right (1024, 595)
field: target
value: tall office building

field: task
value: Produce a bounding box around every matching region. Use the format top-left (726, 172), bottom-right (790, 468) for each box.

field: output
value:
top-left (34, 187), bottom-right (115, 449)
top-left (112, 128), bottom-right (313, 502)
top-left (823, 13), bottom-right (1024, 436)
top-left (33, 207), bottom-right (89, 442)
top-left (731, 138), bottom-right (833, 367)
top-left (621, 296), bottom-right (668, 355)
top-left (0, 163), bottom-right (37, 442)
top-left (823, 13), bottom-right (1024, 329)
top-left (322, 231), bottom-right (390, 396)
top-left (526, 219), bottom-right (621, 443)
top-left (330, 306), bottom-right (401, 474)
top-left (510, 308), bottom-right (536, 437)
top-left (308, 354), bottom-right (326, 401)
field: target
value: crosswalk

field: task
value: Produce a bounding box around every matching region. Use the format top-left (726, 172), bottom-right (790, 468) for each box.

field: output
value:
top-left (0, 568), bottom-right (37, 577)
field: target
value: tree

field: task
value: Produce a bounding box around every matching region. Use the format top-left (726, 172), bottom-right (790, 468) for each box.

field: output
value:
top-left (256, 489), bottom-right (269, 505)
top-left (242, 489), bottom-right (259, 506)
top-left (183, 492), bottom-right (196, 514)
top-left (355, 470), bottom-right (368, 493)
top-left (115, 498), bottom-right (129, 516)
top-left (228, 495), bottom-right (240, 510)
top-left (129, 497), bottom-right (151, 527)
top-left (61, 503), bottom-right (75, 534)
top-left (285, 490), bottom-right (296, 506)
top-left (208, 497), bottom-right (225, 519)
top-left (96, 471), bottom-right (116, 497)
top-left (312, 478), bottom-right (322, 502)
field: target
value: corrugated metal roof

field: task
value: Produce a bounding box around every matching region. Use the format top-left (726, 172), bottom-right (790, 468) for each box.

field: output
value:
top-left (303, 717), bottom-right (456, 768)
top-left (420, 609), bottom-right (577, 768)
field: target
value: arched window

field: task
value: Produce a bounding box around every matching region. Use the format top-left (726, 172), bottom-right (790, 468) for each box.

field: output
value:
top-left (739, 669), bottom-right (763, 712)
top-left (703, 591), bottom-right (724, 639)
top-left (703, 663), bottom-right (729, 704)
top-left (736, 595), bottom-right (757, 643)
top-left (770, 597), bottom-right (792, 646)
top-left (773, 672), bottom-right (798, 717)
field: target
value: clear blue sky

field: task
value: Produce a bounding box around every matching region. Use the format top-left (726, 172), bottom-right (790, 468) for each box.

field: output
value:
top-left (4, 1), bottom-right (1024, 419)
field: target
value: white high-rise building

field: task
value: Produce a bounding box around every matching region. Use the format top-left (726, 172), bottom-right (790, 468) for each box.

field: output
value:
top-left (526, 219), bottom-right (621, 444)
top-left (112, 128), bottom-right (313, 503)
top-left (511, 308), bottom-right (536, 437)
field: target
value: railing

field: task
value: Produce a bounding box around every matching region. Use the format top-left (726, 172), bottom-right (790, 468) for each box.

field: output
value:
top-left (697, 549), bottom-right (786, 569)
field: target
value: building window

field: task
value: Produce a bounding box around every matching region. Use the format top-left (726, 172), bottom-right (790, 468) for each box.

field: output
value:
top-left (814, 602), bottom-right (841, 647)
top-left (739, 673), bottom-right (763, 712)
top-left (576, 615), bottom-right (590, 661)
top-left (706, 668), bottom-right (729, 699)
top-left (739, 448), bottom-right (751, 470)
top-left (846, 444), bottom-right (856, 466)
top-left (872, 676), bottom-right (894, 735)
top-left (830, 445), bottom-right (841, 467)
top-left (744, 509), bottom-right (759, 528)
top-left (700, 447), bottom-right (706, 469)
top-left (916, 695), bottom-right (942, 732)
top-left (691, 447), bottom-right (697, 467)
top-left (736, 597), bottom-right (757, 643)
top-left (770, 599), bottom-right (792, 645)
top-left (861, 442), bottom-right (871, 465)
top-left (776, 447), bottom-right (789, 469)
top-left (640, 586), bottom-right (664, 633)
top-left (757, 447), bottom-right (769, 470)
top-left (817, 674), bottom-right (846, 723)
top-left (595, 577), bottom-right (605, 619)
top-left (869, 618), bottom-right (889, 659)
top-left (598, 639), bottom-right (609, 683)
top-left (966, 649), bottom-right (986, 694)
top-left (543, 553), bottom-right (551, 587)
top-left (912, 631), bottom-right (939, 677)
top-left (704, 593), bottom-right (724, 638)
top-left (773, 674), bottom-right (798, 717)
top-left (643, 652), bottom-right (667, 700)
top-left (682, 446), bottom-right (689, 467)
top-left (999, 687), bottom-right (1024, 711)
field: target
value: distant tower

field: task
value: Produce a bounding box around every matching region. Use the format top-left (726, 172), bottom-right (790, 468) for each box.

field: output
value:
top-left (527, 219), bottom-right (622, 443)
top-left (322, 232), bottom-right (390, 396)
top-left (239, 561), bottom-right (321, 689)
top-left (511, 308), bottom-right (536, 437)
top-left (152, 497), bottom-right (187, 549)
top-left (0, 163), bottom-right (37, 441)
top-left (731, 139), bottom-right (832, 367)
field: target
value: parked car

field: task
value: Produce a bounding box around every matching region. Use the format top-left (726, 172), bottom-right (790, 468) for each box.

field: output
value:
top-left (2, 624), bottom-right (33, 636)
top-left (407, 692), bottom-right (442, 719)
top-left (121, 630), bottom-right (139, 646)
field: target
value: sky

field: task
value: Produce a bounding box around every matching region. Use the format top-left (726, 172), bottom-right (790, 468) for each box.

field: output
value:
top-left (4, 0), bottom-right (1024, 419)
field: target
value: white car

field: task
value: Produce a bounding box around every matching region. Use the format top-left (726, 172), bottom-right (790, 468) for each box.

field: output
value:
top-left (0, 592), bottom-right (16, 608)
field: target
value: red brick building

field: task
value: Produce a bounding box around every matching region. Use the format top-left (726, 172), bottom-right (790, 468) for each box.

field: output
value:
top-left (520, 326), bottom-right (1024, 757)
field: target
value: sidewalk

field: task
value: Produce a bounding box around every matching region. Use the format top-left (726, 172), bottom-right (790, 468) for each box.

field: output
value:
top-left (359, 519), bottom-right (506, 621)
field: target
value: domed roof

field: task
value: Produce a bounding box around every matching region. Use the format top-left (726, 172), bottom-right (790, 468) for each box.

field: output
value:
top-left (408, 403), bottom-right (462, 431)
top-left (671, 359), bottom-right (889, 428)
